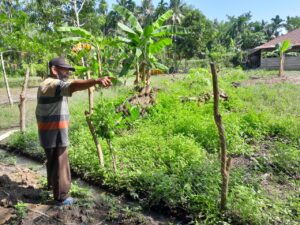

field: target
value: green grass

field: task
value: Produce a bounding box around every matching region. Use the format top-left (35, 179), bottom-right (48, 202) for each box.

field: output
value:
top-left (0, 76), bottom-right (41, 88)
top-left (0, 101), bottom-right (37, 130)
top-left (5, 69), bottom-right (300, 224)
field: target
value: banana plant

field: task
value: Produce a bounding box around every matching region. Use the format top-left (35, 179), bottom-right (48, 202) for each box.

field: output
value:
top-left (276, 39), bottom-right (291, 76)
top-left (58, 26), bottom-right (119, 78)
top-left (115, 5), bottom-right (182, 85)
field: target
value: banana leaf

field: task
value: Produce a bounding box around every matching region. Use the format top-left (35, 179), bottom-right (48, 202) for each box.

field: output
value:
top-left (149, 38), bottom-right (172, 54)
top-left (114, 5), bottom-right (143, 34)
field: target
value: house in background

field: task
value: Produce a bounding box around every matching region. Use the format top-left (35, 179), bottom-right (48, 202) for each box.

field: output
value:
top-left (248, 28), bottom-right (300, 70)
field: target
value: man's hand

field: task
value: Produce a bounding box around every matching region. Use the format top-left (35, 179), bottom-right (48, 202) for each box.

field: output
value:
top-left (95, 76), bottom-right (112, 87)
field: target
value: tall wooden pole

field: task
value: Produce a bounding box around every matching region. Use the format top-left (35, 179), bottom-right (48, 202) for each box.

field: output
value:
top-left (1, 52), bottom-right (13, 106)
top-left (19, 68), bottom-right (30, 132)
top-left (85, 111), bottom-right (105, 167)
top-left (210, 62), bottom-right (231, 211)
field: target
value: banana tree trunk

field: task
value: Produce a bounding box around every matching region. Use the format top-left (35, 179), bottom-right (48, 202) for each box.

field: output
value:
top-left (19, 68), bottom-right (30, 133)
top-left (146, 68), bottom-right (151, 86)
top-left (279, 54), bottom-right (285, 77)
top-left (1, 52), bottom-right (13, 106)
top-left (134, 59), bottom-right (140, 85)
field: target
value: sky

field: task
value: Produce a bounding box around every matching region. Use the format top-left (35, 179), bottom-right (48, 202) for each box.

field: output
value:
top-left (106, 0), bottom-right (299, 22)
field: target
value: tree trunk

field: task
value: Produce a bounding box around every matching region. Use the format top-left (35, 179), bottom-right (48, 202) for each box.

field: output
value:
top-left (279, 54), bottom-right (285, 77)
top-left (146, 69), bottom-right (151, 86)
top-left (19, 68), bottom-right (30, 133)
top-left (1, 52), bottom-right (13, 106)
top-left (85, 111), bottom-right (105, 167)
top-left (134, 59), bottom-right (140, 85)
top-left (72, 0), bottom-right (86, 27)
top-left (210, 63), bottom-right (231, 211)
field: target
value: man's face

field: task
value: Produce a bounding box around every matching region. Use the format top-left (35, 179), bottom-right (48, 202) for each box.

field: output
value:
top-left (52, 66), bottom-right (71, 81)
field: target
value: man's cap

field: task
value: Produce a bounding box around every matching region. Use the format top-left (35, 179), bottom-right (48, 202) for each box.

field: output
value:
top-left (49, 57), bottom-right (75, 71)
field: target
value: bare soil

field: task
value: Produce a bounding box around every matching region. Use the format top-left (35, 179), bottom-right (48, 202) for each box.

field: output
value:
top-left (242, 74), bottom-right (300, 86)
top-left (0, 161), bottom-right (173, 225)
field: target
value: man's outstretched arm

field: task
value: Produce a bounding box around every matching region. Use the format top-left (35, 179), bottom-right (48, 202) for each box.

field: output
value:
top-left (69, 77), bottom-right (112, 94)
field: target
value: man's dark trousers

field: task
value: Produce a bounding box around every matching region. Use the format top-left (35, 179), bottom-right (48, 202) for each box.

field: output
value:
top-left (44, 147), bottom-right (71, 201)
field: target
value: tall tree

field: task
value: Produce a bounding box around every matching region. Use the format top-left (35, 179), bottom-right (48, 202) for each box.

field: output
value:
top-left (138, 0), bottom-right (155, 27)
top-left (168, 0), bottom-right (185, 71)
top-left (169, 0), bottom-right (185, 25)
top-left (285, 16), bottom-right (300, 32)
top-left (267, 15), bottom-right (284, 38)
top-left (177, 7), bottom-right (215, 60)
top-left (154, 0), bottom-right (168, 20)
top-left (98, 0), bottom-right (108, 15)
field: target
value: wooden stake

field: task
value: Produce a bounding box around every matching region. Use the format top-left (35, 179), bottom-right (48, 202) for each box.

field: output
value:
top-left (87, 71), bottom-right (94, 114)
top-left (106, 139), bottom-right (117, 173)
top-left (0, 52), bottom-right (13, 106)
top-left (85, 111), bottom-right (104, 167)
top-left (19, 68), bottom-right (30, 133)
top-left (210, 62), bottom-right (231, 211)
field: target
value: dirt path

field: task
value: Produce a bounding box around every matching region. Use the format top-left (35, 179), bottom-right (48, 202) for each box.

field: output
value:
top-left (0, 149), bottom-right (175, 225)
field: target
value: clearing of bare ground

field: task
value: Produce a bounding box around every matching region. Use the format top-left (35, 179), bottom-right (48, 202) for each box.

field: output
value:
top-left (0, 150), bottom-right (177, 225)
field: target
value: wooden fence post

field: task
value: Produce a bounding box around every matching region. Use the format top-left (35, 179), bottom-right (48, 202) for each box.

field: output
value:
top-left (1, 52), bottom-right (13, 106)
top-left (87, 71), bottom-right (94, 114)
top-left (19, 68), bottom-right (30, 132)
top-left (85, 111), bottom-right (105, 167)
top-left (210, 62), bottom-right (231, 211)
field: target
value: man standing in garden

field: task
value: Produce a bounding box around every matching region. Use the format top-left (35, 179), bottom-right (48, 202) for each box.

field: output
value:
top-left (36, 57), bottom-right (112, 205)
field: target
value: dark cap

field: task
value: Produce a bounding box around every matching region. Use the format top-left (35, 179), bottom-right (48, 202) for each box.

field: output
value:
top-left (49, 57), bottom-right (75, 71)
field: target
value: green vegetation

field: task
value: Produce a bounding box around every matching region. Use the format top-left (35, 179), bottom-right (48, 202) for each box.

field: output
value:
top-left (1, 0), bottom-right (300, 81)
top-left (1, 1), bottom-right (299, 224)
top-left (14, 201), bottom-right (28, 219)
top-left (6, 69), bottom-right (300, 224)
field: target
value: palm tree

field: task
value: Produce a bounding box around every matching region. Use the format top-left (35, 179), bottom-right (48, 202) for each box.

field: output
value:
top-left (169, 0), bottom-right (185, 72)
top-left (138, 0), bottom-right (155, 27)
top-left (154, 0), bottom-right (168, 20)
top-left (169, 0), bottom-right (185, 25)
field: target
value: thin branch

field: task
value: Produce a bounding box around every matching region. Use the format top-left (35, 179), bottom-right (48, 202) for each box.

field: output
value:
top-left (78, 0), bottom-right (86, 14)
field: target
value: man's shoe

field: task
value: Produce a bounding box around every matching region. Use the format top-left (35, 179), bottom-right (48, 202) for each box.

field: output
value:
top-left (55, 197), bottom-right (75, 206)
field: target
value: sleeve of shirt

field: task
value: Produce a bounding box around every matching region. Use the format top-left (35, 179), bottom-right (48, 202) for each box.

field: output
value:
top-left (55, 80), bottom-right (72, 97)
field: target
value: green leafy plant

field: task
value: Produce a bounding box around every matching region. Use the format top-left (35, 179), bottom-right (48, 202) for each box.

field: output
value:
top-left (92, 99), bottom-right (140, 172)
top-left (115, 5), bottom-right (184, 85)
top-left (15, 201), bottom-right (28, 219)
top-left (70, 181), bottom-right (91, 198)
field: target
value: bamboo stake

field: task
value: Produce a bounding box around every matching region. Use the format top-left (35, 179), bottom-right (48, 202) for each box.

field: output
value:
top-left (106, 139), bottom-right (117, 173)
top-left (0, 52), bottom-right (13, 106)
top-left (87, 71), bottom-right (94, 114)
top-left (85, 111), bottom-right (104, 167)
top-left (210, 62), bottom-right (231, 211)
top-left (19, 68), bottom-right (30, 133)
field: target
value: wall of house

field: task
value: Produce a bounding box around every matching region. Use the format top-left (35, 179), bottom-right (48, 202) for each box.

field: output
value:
top-left (260, 56), bottom-right (300, 70)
